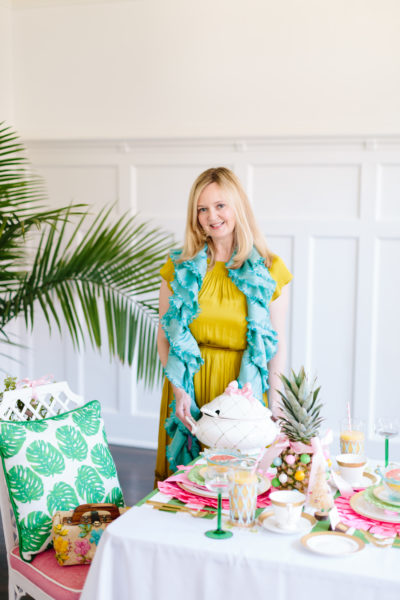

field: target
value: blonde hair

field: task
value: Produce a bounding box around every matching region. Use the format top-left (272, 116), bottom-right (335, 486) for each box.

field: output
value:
top-left (179, 167), bottom-right (273, 269)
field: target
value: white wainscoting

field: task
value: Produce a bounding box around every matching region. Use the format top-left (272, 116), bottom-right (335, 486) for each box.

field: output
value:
top-left (9, 136), bottom-right (400, 461)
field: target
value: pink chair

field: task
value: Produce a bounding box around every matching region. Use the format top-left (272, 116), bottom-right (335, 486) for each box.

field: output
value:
top-left (0, 382), bottom-right (90, 600)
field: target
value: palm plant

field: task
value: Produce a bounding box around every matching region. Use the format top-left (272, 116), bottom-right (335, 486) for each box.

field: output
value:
top-left (0, 122), bottom-right (174, 386)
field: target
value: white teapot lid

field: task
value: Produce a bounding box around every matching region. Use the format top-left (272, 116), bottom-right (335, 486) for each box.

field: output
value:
top-left (201, 381), bottom-right (272, 421)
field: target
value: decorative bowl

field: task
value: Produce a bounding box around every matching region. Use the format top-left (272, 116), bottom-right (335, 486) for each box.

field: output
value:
top-left (186, 381), bottom-right (279, 451)
top-left (377, 464), bottom-right (400, 500)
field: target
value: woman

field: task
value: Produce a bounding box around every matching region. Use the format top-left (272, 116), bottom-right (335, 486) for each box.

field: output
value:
top-left (155, 167), bottom-right (292, 483)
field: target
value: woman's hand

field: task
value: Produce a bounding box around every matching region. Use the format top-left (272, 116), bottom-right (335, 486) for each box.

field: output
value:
top-left (174, 388), bottom-right (192, 429)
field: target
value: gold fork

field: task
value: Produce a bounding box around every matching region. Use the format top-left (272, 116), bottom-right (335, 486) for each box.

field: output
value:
top-left (145, 500), bottom-right (216, 518)
top-left (363, 531), bottom-right (395, 548)
top-left (332, 522), bottom-right (395, 548)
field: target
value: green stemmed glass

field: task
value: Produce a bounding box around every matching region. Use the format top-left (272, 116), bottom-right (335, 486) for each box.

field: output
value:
top-left (203, 466), bottom-right (233, 540)
top-left (375, 417), bottom-right (399, 467)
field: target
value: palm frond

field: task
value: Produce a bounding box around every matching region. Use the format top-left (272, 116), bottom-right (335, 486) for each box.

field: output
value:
top-left (0, 121), bottom-right (86, 244)
top-left (0, 123), bottom-right (175, 388)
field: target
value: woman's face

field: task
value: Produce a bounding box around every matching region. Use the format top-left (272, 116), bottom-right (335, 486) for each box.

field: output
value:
top-left (197, 183), bottom-right (236, 244)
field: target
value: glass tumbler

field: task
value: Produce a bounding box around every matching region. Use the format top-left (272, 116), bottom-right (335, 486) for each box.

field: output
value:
top-left (228, 459), bottom-right (258, 527)
top-left (340, 418), bottom-right (365, 455)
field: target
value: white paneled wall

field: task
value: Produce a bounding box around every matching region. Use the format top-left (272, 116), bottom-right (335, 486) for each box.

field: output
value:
top-left (379, 165), bottom-right (400, 219)
top-left (373, 240), bottom-right (400, 418)
top-left (10, 137), bottom-right (400, 461)
top-left (309, 237), bottom-right (358, 426)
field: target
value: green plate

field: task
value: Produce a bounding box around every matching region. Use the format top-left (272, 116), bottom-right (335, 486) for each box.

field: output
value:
top-left (187, 465), bottom-right (206, 486)
top-left (364, 485), bottom-right (400, 513)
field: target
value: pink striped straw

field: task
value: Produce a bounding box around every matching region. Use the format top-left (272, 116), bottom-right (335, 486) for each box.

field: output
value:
top-left (252, 448), bottom-right (265, 473)
top-left (347, 402), bottom-right (352, 431)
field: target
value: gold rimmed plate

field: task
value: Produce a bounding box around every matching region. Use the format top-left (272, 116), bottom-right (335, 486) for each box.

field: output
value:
top-left (177, 480), bottom-right (230, 499)
top-left (350, 490), bottom-right (400, 524)
top-left (259, 510), bottom-right (315, 535)
top-left (188, 465), bottom-right (266, 489)
top-left (334, 470), bottom-right (378, 489)
top-left (301, 531), bottom-right (364, 556)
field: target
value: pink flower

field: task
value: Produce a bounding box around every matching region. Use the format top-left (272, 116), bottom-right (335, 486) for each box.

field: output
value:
top-left (74, 539), bottom-right (91, 556)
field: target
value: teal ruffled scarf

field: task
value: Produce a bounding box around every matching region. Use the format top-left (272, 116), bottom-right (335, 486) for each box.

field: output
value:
top-left (162, 245), bottom-right (278, 470)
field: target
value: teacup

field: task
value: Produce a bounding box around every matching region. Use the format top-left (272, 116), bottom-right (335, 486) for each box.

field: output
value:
top-left (336, 453), bottom-right (367, 485)
top-left (269, 490), bottom-right (305, 530)
top-left (378, 466), bottom-right (400, 500)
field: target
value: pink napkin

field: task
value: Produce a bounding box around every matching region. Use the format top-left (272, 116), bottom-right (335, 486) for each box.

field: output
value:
top-left (158, 466), bottom-right (273, 510)
top-left (335, 495), bottom-right (400, 537)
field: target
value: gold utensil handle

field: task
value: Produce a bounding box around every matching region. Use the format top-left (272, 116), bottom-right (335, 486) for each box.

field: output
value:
top-left (151, 505), bottom-right (207, 517)
top-left (145, 500), bottom-right (215, 517)
top-left (364, 531), bottom-right (394, 547)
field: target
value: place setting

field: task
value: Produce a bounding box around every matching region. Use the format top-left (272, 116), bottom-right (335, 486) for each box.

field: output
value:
top-left (348, 464), bottom-right (400, 525)
top-left (332, 414), bottom-right (400, 547)
top-left (258, 490), bottom-right (316, 535)
top-left (150, 381), bottom-right (400, 556)
top-left (154, 449), bottom-right (274, 538)
top-left (332, 452), bottom-right (379, 493)
top-left (137, 372), bottom-right (400, 566)
top-left (180, 453), bottom-right (271, 500)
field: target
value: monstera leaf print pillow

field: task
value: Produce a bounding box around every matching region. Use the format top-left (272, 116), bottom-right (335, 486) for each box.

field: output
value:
top-left (0, 400), bottom-right (124, 561)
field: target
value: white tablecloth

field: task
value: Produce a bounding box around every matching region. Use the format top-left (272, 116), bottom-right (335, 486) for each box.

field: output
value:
top-left (81, 494), bottom-right (400, 600)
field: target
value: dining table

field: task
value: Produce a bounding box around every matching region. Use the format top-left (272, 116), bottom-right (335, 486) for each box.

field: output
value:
top-left (80, 461), bottom-right (400, 600)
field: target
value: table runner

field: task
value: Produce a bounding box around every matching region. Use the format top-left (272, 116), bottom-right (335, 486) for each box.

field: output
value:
top-left (156, 464), bottom-right (400, 547)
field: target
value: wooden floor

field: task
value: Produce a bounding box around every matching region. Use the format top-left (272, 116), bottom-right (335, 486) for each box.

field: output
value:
top-left (0, 445), bottom-right (157, 600)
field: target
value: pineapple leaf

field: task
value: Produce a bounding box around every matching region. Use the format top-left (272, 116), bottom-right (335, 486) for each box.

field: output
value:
top-left (277, 367), bottom-right (324, 442)
top-left (313, 387), bottom-right (321, 402)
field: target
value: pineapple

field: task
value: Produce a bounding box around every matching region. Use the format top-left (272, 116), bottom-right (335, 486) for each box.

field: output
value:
top-left (272, 367), bottom-right (324, 494)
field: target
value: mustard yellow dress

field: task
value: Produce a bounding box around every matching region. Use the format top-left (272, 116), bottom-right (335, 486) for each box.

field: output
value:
top-left (155, 255), bottom-right (292, 483)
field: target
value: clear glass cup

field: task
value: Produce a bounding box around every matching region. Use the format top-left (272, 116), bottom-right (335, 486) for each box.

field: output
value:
top-left (340, 418), bottom-right (365, 455)
top-left (228, 459), bottom-right (258, 527)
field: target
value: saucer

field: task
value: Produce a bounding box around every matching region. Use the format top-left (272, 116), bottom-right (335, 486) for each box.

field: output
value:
top-left (335, 470), bottom-right (378, 489)
top-left (350, 490), bottom-right (400, 523)
top-left (301, 531), bottom-right (364, 556)
top-left (373, 484), bottom-right (400, 507)
top-left (259, 511), bottom-right (316, 535)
